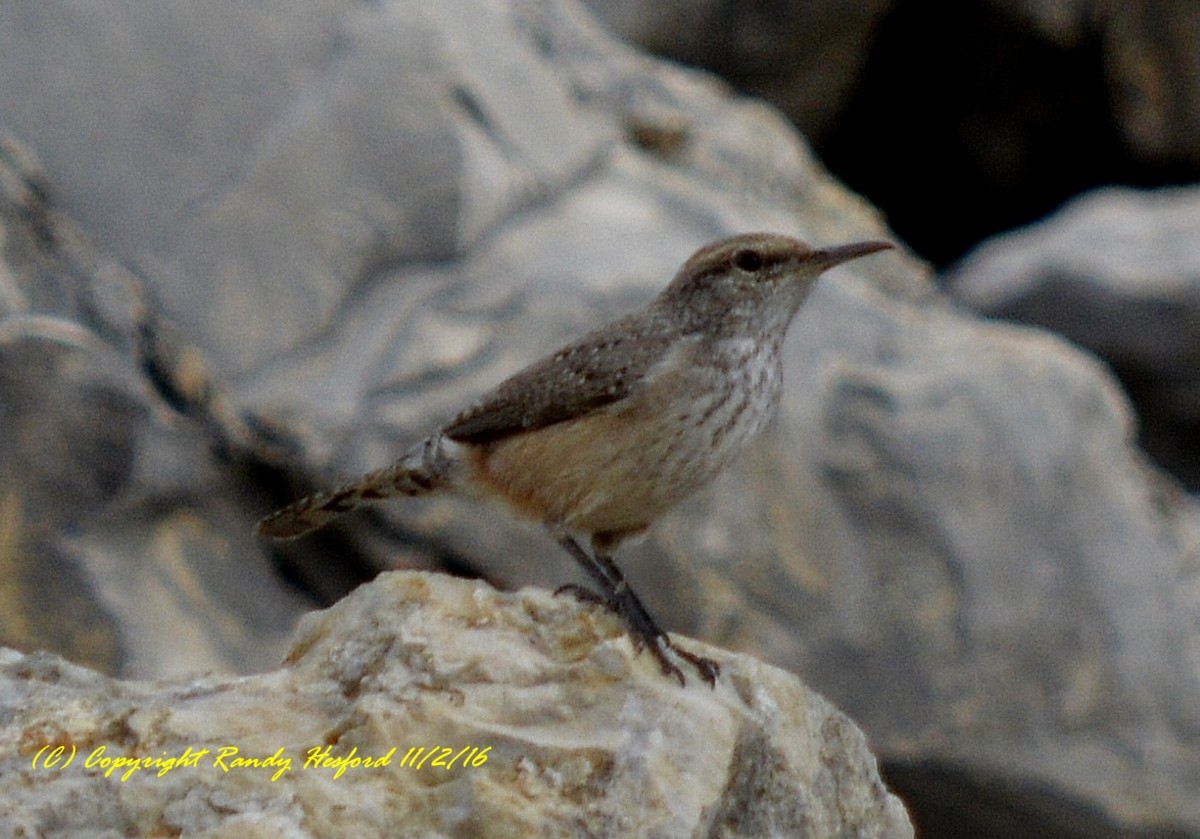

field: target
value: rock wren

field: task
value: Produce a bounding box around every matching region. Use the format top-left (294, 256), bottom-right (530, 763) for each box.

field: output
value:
top-left (257, 233), bottom-right (892, 685)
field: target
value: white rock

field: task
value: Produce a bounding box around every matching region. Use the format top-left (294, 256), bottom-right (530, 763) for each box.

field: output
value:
top-left (0, 571), bottom-right (912, 838)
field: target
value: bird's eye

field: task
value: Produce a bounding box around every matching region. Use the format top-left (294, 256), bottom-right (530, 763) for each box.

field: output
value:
top-left (732, 249), bottom-right (763, 273)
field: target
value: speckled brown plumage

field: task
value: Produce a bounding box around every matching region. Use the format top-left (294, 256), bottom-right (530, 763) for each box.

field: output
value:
top-left (257, 233), bottom-right (893, 684)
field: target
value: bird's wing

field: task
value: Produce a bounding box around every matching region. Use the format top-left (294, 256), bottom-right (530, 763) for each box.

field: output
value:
top-left (443, 311), bottom-right (677, 444)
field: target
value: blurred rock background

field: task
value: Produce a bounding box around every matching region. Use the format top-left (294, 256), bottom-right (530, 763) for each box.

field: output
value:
top-left (1, 0), bottom-right (1198, 836)
top-left (592, 0), bottom-right (1200, 491)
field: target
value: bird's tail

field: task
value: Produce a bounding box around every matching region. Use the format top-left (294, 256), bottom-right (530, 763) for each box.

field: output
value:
top-left (254, 436), bottom-right (448, 540)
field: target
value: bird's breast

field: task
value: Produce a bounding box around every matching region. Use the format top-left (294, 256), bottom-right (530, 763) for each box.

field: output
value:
top-left (464, 337), bottom-right (783, 540)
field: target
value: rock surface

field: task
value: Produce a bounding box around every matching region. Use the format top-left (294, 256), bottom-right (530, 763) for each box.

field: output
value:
top-left (0, 0), bottom-right (908, 680)
top-left (0, 570), bottom-right (913, 838)
top-left (947, 185), bottom-right (1200, 489)
top-left (2, 1), bottom-right (1200, 836)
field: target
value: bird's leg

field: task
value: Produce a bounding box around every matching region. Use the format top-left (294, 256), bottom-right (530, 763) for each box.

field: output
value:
top-left (592, 548), bottom-right (720, 687)
top-left (554, 535), bottom-right (718, 687)
top-left (553, 535), bottom-right (619, 607)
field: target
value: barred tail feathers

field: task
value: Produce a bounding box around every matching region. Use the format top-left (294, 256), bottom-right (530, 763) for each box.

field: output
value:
top-left (254, 438), bottom-right (447, 540)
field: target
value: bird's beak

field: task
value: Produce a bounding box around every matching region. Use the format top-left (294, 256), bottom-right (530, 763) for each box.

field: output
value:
top-left (810, 240), bottom-right (893, 270)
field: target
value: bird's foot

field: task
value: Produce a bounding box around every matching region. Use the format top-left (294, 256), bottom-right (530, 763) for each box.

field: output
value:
top-left (554, 583), bottom-right (718, 686)
top-left (645, 633), bottom-right (720, 687)
top-left (553, 583), bottom-right (609, 607)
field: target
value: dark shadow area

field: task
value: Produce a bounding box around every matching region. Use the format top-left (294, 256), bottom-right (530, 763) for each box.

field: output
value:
top-left (883, 759), bottom-right (1196, 839)
top-left (818, 0), bottom-right (1198, 269)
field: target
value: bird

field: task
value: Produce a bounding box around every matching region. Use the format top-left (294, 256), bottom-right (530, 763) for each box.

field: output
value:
top-left (256, 232), bottom-right (893, 685)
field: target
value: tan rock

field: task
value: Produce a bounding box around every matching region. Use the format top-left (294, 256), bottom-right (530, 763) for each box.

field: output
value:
top-left (0, 571), bottom-right (911, 838)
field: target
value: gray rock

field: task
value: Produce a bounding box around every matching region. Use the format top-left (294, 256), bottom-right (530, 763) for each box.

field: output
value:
top-left (0, 0), bottom-right (903, 680)
top-left (2, 0), bottom-right (1200, 835)
top-left (0, 130), bottom-right (312, 678)
top-left (788, 289), bottom-right (1200, 833)
top-left (0, 571), bottom-right (914, 838)
top-left (947, 185), bottom-right (1200, 487)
